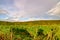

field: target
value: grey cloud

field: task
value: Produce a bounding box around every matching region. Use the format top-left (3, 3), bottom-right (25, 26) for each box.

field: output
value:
top-left (14, 0), bottom-right (60, 18)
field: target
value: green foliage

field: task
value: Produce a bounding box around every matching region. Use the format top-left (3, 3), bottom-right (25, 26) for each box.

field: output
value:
top-left (0, 21), bottom-right (60, 40)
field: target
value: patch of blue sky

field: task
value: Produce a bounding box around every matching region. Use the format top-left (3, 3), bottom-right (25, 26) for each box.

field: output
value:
top-left (0, 0), bottom-right (14, 11)
top-left (0, 14), bottom-right (8, 19)
top-left (0, 0), bottom-right (14, 6)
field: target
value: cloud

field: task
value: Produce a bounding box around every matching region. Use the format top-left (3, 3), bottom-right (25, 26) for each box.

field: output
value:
top-left (13, 0), bottom-right (59, 17)
top-left (14, 0), bottom-right (59, 17)
top-left (48, 2), bottom-right (60, 17)
top-left (0, 9), bottom-right (8, 14)
top-left (0, 0), bottom-right (60, 21)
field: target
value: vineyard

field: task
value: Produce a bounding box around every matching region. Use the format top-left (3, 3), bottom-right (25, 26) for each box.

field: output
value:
top-left (0, 20), bottom-right (60, 40)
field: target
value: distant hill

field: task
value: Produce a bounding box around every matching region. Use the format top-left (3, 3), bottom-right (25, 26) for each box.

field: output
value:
top-left (0, 20), bottom-right (60, 25)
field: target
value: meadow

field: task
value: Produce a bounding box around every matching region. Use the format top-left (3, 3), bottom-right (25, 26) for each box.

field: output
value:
top-left (0, 20), bottom-right (60, 40)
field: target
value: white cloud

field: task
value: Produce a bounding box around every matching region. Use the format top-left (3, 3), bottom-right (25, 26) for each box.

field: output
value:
top-left (48, 2), bottom-right (60, 17)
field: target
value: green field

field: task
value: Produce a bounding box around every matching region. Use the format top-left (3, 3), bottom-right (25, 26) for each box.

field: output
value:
top-left (0, 20), bottom-right (60, 40)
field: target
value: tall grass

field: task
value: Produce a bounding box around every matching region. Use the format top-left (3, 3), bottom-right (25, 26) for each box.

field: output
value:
top-left (0, 24), bottom-right (60, 40)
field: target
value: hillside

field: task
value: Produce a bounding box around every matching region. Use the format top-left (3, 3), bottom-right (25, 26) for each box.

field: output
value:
top-left (0, 20), bottom-right (60, 25)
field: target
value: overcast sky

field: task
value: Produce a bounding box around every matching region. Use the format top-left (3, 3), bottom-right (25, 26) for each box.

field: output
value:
top-left (0, 0), bottom-right (60, 21)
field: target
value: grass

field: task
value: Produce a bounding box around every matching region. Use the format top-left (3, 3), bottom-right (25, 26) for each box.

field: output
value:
top-left (0, 20), bottom-right (60, 40)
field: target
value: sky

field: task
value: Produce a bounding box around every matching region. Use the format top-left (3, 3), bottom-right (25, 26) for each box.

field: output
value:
top-left (0, 0), bottom-right (60, 22)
